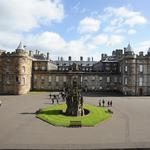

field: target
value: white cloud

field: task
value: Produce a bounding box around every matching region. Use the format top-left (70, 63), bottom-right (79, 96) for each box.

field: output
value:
top-left (139, 40), bottom-right (150, 46)
top-left (105, 6), bottom-right (140, 18)
top-left (103, 6), bottom-right (147, 34)
top-left (0, 0), bottom-right (64, 51)
top-left (128, 29), bottom-right (136, 35)
top-left (133, 40), bottom-right (150, 54)
top-left (107, 35), bottom-right (124, 47)
top-left (92, 34), bottom-right (124, 47)
top-left (25, 32), bottom-right (66, 54)
top-left (0, 0), bottom-right (64, 32)
top-left (125, 16), bottom-right (147, 27)
top-left (22, 32), bottom-right (97, 60)
top-left (0, 31), bottom-right (22, 50)
top-left (92, 34), bottom-right (108, 45)
top-left (78, 17), bottom-right (101, 34)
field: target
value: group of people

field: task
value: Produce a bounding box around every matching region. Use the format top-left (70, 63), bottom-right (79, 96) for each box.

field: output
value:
top-left (99, 99), bottom-right (112, 107)
top-left (49, 92), bottom-right (66, 104)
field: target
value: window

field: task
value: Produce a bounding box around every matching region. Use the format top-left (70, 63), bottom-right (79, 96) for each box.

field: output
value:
top-left (119, 77), bottom-right (121, 83)
top-left (92, 86), bottom-right (95, 90)
top-left (119, 66), bottom-right (121, 72)
top-left (125, 66), bottom-right (128, 72)
top-left (6, 58), bottom-right (11, 63)
top-left (16, 76), bottom-right (19, 82)
top-left (34, 75), bottom-right (37, 81)
top-left (22, 77), bottom-right (25, 85)
top-left (41, 76), bottom-right (45, 82)
top-left (92, 76), bottom-right (95, 81)
top-left (56, 76), bottom-right (59, 82)
top-left (34, 66), bottom-right (38, 70)
top-left (105, 67), bottom-right (110, 71)
top-left (41, 66), bottom-right (46, 70)
top-left (124, 77), bottom-right (127, 85)
top-left (114, 77), bottom-right (117, 83)
top-left (99, 86), bottom-right (102, 90)
top-left (22, 66), bottom-right (25, 73)
top-left (84, 76), bottom-right (87, 80)
top-left (107, 77), bottom-right (110, 83)
top-left (139, 65), bottom-right (143, 72)
top-left (99, 76), bottom-right (102, 81)
top-left (139, 77), bottom-right (143, 86)
top-left (16, 76), bottom-right (20, 84)
top-left (63, 76), bottom-right (66, 82)
top-left (49, 76), bottom-right (51, 82)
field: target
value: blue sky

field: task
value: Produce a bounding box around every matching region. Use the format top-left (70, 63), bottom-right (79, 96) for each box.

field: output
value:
top-left (0, 0), bottom-right (150, 60)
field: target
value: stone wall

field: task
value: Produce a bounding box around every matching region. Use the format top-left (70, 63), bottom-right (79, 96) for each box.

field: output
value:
top-left (0, 52), bottom-right (32, 95)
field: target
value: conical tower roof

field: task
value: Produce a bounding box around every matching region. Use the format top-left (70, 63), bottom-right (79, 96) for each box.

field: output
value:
top-left (126, 43), bottom-right (132, 52)
top-left (16, 41), bottom-right (24, 50)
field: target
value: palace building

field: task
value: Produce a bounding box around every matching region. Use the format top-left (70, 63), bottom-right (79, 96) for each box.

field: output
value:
top-left (0, 42), bottom-right (150, 96)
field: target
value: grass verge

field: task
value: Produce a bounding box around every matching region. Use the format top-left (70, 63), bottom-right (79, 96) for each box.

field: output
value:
top-left (36, 104), bottom-right (112, 127)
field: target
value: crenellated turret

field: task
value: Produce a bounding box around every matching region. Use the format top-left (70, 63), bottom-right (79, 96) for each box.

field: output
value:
top-left (0, 42), bottom-right (32, 95)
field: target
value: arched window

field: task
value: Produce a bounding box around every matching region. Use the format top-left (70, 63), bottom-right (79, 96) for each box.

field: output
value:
top-left (22, 66), bottom-right (25, 73)
top-left (22, 77), bottom-right (25, 85)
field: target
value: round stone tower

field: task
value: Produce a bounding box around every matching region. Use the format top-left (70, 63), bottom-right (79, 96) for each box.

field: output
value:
top-left (13, 42), bottom-right (32, 94)
top-left (1, 42), bottom-right (32, 95)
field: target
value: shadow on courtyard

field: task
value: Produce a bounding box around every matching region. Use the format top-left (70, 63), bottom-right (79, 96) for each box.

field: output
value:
top-left (20, 110), bottom-right (61, 116)
top-left (20, 112), bottom-right (36, 115)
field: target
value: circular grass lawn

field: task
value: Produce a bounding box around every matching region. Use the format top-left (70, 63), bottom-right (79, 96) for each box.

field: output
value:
top-left (36, 104), bottom-right (112, 127)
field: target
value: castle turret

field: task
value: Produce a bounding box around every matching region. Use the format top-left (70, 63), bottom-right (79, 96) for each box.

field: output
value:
top-left (0, 42), bottom-right (32, 95)
top-left (124, 43), bottom-right (134, 55)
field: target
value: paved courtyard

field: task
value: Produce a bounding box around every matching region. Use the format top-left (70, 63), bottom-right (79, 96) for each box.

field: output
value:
top-left (0, 92), bottom-right (150, 149)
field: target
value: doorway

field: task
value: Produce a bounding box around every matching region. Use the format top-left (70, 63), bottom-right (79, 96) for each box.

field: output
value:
top-left (139, 88), bottom-right (143, 96)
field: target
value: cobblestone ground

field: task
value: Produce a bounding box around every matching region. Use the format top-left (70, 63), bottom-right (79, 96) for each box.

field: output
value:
top-left (0, 92), bottom-right (150, 149)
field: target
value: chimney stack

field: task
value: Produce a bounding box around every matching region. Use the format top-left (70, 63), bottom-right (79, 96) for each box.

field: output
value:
top-left (29, 50), bottom-right (33, 57)
top-left (68, 56), bottom-right (71, 61)
top-left (60, 57), bottom-right (63, 61)
top-left (36, 50), bottom-right (38, 55)
top-left (80, 56), bottom-right (83, 61)
top-left (47, 52), bottom-right (50, 60)
top-left (87, 57), bottom-right (90, 61)
top-left (139, 51), bottom-right (143, 56)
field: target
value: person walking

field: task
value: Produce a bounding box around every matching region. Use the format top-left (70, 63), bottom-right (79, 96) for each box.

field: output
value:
top-left (107, 101), bottom-right (110, 107)
top-left (110, 100), bottom-right (112, 107)
top-left (102, 99), bottom-right (105, 107)
top-left (99, 100), bottom-right (101, 107)
top-left (49, 94), bottom-right (51, 99)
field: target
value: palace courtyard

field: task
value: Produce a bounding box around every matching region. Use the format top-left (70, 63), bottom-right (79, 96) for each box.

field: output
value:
top-left (0, 92), bottom-right (150, 149)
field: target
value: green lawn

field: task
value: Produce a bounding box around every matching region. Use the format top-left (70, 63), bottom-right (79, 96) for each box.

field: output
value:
top-left (36, 104), bottom-right (112, 127)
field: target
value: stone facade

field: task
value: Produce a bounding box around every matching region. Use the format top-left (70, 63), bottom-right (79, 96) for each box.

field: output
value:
top-left (0, 43), bottom-right (32, 94)
top-left (0, 43), bottom-right (150, 96)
